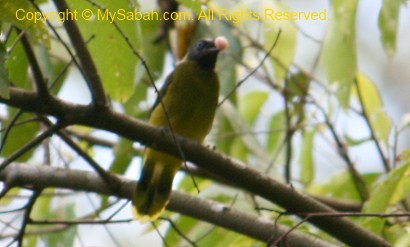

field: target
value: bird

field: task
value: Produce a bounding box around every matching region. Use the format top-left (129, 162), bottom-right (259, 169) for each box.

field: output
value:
top-left (133, 36), bottom-right (229, 222)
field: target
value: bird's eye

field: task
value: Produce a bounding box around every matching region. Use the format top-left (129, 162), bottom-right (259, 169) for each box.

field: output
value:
top-left (196, 41), bottom-right (206, 50)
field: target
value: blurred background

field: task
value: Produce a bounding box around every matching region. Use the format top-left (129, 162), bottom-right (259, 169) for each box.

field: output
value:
top-left (1, 0), bottom-right (410, 246)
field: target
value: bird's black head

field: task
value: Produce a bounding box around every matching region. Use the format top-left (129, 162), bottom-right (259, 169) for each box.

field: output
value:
top-left (187, 40), bottom-right (221, 69)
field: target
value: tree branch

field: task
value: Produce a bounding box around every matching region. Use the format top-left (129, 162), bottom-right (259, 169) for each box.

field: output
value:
top-left (0, 163), bottom-right (336, 247)
top-left (0, 88), bottom-right (391, 246)
top-left (18, 29), bottom-right (49, 97)
top-left (52, 0), bottom-right (107, 108)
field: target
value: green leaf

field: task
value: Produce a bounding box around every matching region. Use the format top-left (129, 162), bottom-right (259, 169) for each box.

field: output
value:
top-left (202, 229), bottom-right (243, 247)
top-left (323, 0), bottom-right (358, 108)
top-left (285, 72), bottom-right (310, 100)
top-left (218, 91), bottom-right (269, 165)
top-left (262, 2), bottom-right (297, 85)
top-left (229, 138), bottom-right (248, 162)
top-left (44, 204), bottom-right (77, 247)
top-left (26, 188), bottom-right (55, 246)
top-left (300, 130), bottom-right (315, 185)
top-left (356, 73), bottom-right (382, 113)
top-left (378, 0), bottom-right (402, 57)
top-left (398, 149), bottom-right (410, 163)
top-left (6, 31), bottom-right (30, 89)
top-left (165, 212), bottom-right (246, 247)
top-left (285, 72), bottom-right (310, 121)
top-left (307, 171), bottom-right (379, 201)
top-left (215, 112), bottom-right (234, 154)
top-left (139, 20), bottom-right (166, 82)
top-left (0, 0), bottom-right (49, 45)
top-left (356, 73), bottom-right (392, 143)
top-left (344, 134), bottom-right (369, 146)
top-left (228, 235), bottom-right (264, 247)
top-left (1, 111), bottom-right (40, 161)
top-left (362, 163), bottom-right (410, 234)
top-left (70, 0), bottom-right (141, 102)
top-left (36, 46), bottom-right (68, 94)
top-left (123, 83), bottom-right (149, 119)
top-left (222, 91), bottom-right (268, 163)
top-left (0, 43), bottom-right (9, 98)
top-left (109, 138), bottom-right (134, 174)
top-left (267, 111), bottom-right (286, 155)
top-left (221, 101), bottom-right (270, 165)
top-left (392, 229), bottom-right (410, 247)
top-left (31, 188), bottom-right (54, 219)
top-left (0, 187), bottom-right (20, 205)
top-left (371, 110), bottom-right (392, 143)
top-left (239, 91), bottom-right (269, 125)
top-left (178, 175), bottom-right (212, 194)
top-left (25, 236), bottom-right (37, 247)
top-left (164, 215), bottom-right (199, 246)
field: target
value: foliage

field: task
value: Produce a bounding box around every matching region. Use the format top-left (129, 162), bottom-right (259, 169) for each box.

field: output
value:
top-left (0, 0), bottom-right (409, 246)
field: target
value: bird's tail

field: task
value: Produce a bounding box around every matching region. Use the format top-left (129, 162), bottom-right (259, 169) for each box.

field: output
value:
top-left (133, 154), bottom-right (179, 223)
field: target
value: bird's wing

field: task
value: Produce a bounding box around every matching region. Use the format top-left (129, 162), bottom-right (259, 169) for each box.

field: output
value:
top-left (149, 71), bottom-right (174, 117)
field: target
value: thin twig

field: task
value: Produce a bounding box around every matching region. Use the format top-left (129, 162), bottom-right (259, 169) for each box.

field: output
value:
top-left (354, 78), bottom-right (390, 172)
top-left (269, 215), bottom-right (306, 247)
top-left (1, 223), bottom-right (68, 241)
top-left (314, 102), bottom-right (369, 201)
top-left (64, 128), bottom-right (142, 155)
top-left (29, 218), bottom-right (133, 225)
top-left (218, 30), bottom-right (282, 107)
top-left (29, 199), bottom-right (129, 226)
top-left (152, 221), bottom-right (170, 247)
top-left (105, 200), bottom-right (130, 221)
top-left (0, 117), bottom-right (41, 133)
top-left (0, 123), bottom-right (63, 172)
top-left (49, 120), bottom-right (117, 189)
top-left (48, 57), bottom-right (74, 91)
top-left (15, 190), bottom-right (43, 247)
top-left (160, 217), bottom-right (198, 247)
top-left (283, 81), bottom-right (294, 184)
top-left (0, 110), bottom-right (24, 153)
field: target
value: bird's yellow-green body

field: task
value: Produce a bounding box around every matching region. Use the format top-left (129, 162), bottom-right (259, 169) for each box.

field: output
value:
top-left (133, 37), bottom-right (226, 222)
top-left (149, 62), bottom-right (219, 140)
